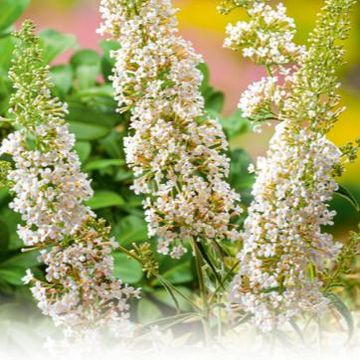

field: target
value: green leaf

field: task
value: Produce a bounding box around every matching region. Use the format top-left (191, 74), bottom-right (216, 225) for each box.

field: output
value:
top-left (100, 39), bottom-right (120, 81)
top-left (99, 131), bottom-right (125, 158)
top-left (71, 49), bottom-right (100, 68)
top-left (0, 35), bottom-right (15, 70)
top-left (71, 85), bottom-right (115, 100)
top-left (220, 110), bottom-right (250, 139)
top-left (157, 246), bottom-right (192, 270)
top-left (325, 292), bottom-right (354, 339)
top-left (195, 241), bottom-right (224, 287)
top-left (0, 0), bottom-right (30, 33)
top-left (152, 287), bottom-right (193, 312)
top-left (86, 190), bottom-right (125, 210)
top-left (75, 66), bottom-right (99, 90)
top-left (39, 29), bottom-right (77, 63)
top-left (137, 298), bottom-right (162, 324)
top-left (0, 251), bottom-right (40, 286)
top-left (229, 149), bottom-right (255, 203)
top-left (85, 159), bottom-right (124, 172)
top-left (71, 49), bottom-right (101, 89)
top-left (0, 73), bottom-right (11, 112)
top-left (0, 251), bottom-right (40, 268)
top-left (113, 215), bottom-right (148, 246)
top-left (205, 90), bottom-right (225, 112)
top-left (0, 279), bottom-right (14, 294)
top-left (66, 97), bottom-right (119, 129)
top-left (0, 209), bottom-right (22, 250)
top-left (50, 65), bottom-right (73, 98)
top-left (69, 121), bottom-right (110, 141)
top-left (0, 267), bottom-right (24, 285)
top-left (335, 185), bottom-right (360, 212)
top-left (115, 169), bottom-right (133, 182)
top-left (113, 253), bottom-right (143, 283)
top-left (0, 187), bottom-right (9, 204)
top-left (74, 141), bottom-right (91, 163)
top-left (0, 219), bottom-right (9, 250)
top-left (197, 62), bottom-right (210, 93)
top-left (160, 261), bottom-right (193, 285)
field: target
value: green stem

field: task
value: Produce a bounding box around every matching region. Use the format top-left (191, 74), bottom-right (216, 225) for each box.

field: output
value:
top-left (157, 275), bottom-right (202, 311)
top-left (192, 239), bottom-right (212, 344)
top-left (209, 260), bottom-right (239, 303)
top-left (118, 244), bottom-right (202, 312)
top-left (118, 244), bottom-right (141, 262)
top-left (0, 117), bottom-right (13, 123)
top-left (265, 65), bottom-right (274, 77)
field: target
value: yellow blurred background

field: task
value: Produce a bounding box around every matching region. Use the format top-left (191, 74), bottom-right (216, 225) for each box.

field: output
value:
top-left (22, 0), bottom-right (360, 184)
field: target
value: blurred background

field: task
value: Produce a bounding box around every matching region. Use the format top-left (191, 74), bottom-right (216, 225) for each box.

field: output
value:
top-left (21, 0), bottom-right (360, 180)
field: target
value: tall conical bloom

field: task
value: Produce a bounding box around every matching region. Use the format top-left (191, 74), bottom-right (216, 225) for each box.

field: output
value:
top-left (221, 0), bottom-right (356, 332)
top-left (0, 21), bottom-right (140, 340)
top-left (98, 0), bottom-right (241, 258)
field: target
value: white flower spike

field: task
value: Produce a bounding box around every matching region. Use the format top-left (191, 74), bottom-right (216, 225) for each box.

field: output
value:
top-left (0, 21), bottom-right (140, 341)
top-left (99, 0), bottom-right (242, 258)
top-left (220, 0), bottom-right (356, 332)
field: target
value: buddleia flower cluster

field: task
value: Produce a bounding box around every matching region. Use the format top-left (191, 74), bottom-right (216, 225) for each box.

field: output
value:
top-left (98, 0), bottom-right (242, 259)
top-left (224, 2), bottom-right (304, 66)
top-left (0, 21), bottom-right (140, 340)
top-left (220, 0), bottom-right (357, 332)
top-left (222, 0), bottom-right (306, 129)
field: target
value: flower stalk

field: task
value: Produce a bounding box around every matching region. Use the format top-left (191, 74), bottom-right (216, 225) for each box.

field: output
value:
top-left (98, 0), bottom-right (242, 259)
top-left (0, 21), bottom-right (140, 342)
top-left (220, 0), bottom-right (357, 332)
